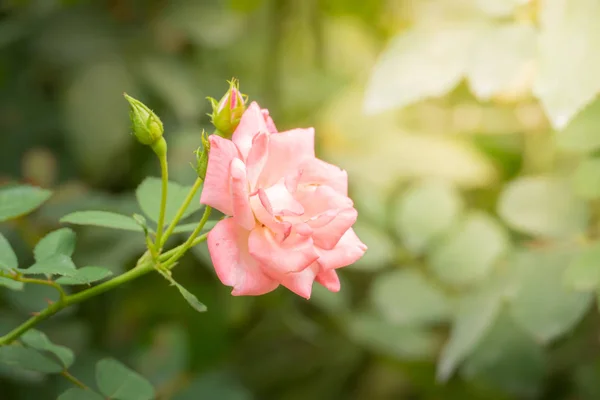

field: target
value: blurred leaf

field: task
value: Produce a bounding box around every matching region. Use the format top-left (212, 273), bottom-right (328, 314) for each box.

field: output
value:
top-left (462, 311), bottom-right (546, 397)
top-left (33, 228), bottom-right (76, 262)
top-left (437, 284), bottom-right (504, 381)
top-left (173, 281), bottom-right (207, 313)
top-left (429, 212), bottom-right (510, 286)
top-left (96, 358), bottom-right (155, 400)
top-left (509, 249), bottom-right (593, 343)
top-left (475, 0), bottom-right (531, 17)
top-left (0, 185), bottom-right (52, 222)
top-left (21, 329), bottom-right (74, 369)
top-left (0, 276), bottom-right (23, 290)
top-left (556, 98), bottom-right (600, 152)
top-left (395, 180), bottom-right (463, 254)
top-left (371, 268), bottom-right (451, 325)
top-left (311, 276), bottom-right (351, 314)
top-left (349, 220), bottom-right (395, 271)
top-left (564, 243), bottom-right (600, 291)
top-left (467, 23), bottom-right (535, 100)
top-left (58, 388), bottom-right (104, 400)
top-left (498, 177), bottom-right (588, 238)
top-left (572, 157), bottom-right (600, 199)
top-left (174, 371), bottom-right (252, 400)
top-left (19, 254), bottom-right (77, 276)
top-left (0, 232), bottom-right (18, 272)
top-left (55, 266), bottom-right (113, 285)
top-left (172, 220), bottom-right (217, 234)
top-left (533, 0), bottom-right (600, 129)
top-left (0, 346), bottom-right (62, 373)
top-left (136, 177), bottom-right (203, 225)
top-left (61, 211), bottom-right (143, 232)
top-left (364, 26), bottom-right (477, 114)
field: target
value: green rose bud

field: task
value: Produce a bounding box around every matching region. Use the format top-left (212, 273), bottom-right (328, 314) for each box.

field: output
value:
top-left (207, 78), bottom-right (247, 138)
top-left (124, 93), bottom-right (164, 146)
top-left (195, 130), bottom-right (210, 180)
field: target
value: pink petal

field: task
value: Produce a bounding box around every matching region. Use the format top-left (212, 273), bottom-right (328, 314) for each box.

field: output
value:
top-left (316, 269), bottom-right (341, 292)
top-left (200, 135), bottom-right (239, 215)
top-left (207, 218), bottom-right (279, 296)
top-left (316, 228), bottom-right (367, 270)
top-left (262, 183), bottom-right (304, 216)
top-left (231, 102), bottom-right (269, 160)
top-left (277, 263), bottom-right (319, 299)
top-left (298, 158), bottom-right (348, 196)
top-left (312, 207), bottom-right (358, 250)
top-left (245, 131), bottom-right (269, 189)
top-left (294, 185), bottom-right (353, 219)
top-left (229, 158), bottom-right (255, 231)
top-left (261, 109), bottom-right (277, 133)
top-left (258, 128), bottom-right (315, 187)
top-left (248, 225), bottom-right (318, 275)
top-left (249, 192), bottom-right (291, 242)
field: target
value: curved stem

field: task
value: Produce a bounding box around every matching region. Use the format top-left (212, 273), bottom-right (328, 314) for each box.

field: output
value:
top-left (61, 370), bottom-right (88, 390)
top-left (162, 206), bottom-right (212, 270)
top-left (160, 177), bottom-right (203, 247)
top-left (154, 154), bottom-right (169, 251)
top-left (15, 276), bottom-right (67, 302)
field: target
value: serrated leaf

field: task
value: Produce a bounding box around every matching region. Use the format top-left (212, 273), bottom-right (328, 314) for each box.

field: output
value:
top-left (0, 276), bottom-right (23, 290)
top-left (0, 232), bottom-right (18, 272)
top-left (34, 228), bottom-right (76, 262)
top-left (96, 358), bottom-right (155, 400)
top-left (509, 249), bottom-right (593, 343)
top-left (58, 388), bottom-right (104, 400)
top-left (0, 346), bottom-right (62, 373)
top-left (20, 254), bottom-right (77, 276)
top-left (136, 177), bottom-right (203, 224)
top-left (21, 329), bottom-right (74, 369)
top-left (572, 158), bottom-right (600, 200)
top-left (498, 177), bottom-right (588, 238)
top-left (533, 0), bottom-right (600, 129)
top-left (55, 266), bottom-right (113, 285)
top-left (564, 243), bottom-right (600, 291)
top-left (0, 185), bottom-right (52, 222)
top-left (429, 212), bottom-right (510, 286)
top-left (395, 180), bottom-right (463, 254)
top-left (61, 211), bottom-right (143, 232)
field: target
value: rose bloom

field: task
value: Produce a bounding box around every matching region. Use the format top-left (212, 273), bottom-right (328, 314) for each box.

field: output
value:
top-left (200, 102), bottom-right (367, 299)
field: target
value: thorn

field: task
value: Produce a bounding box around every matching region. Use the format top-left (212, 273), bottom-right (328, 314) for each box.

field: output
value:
top-left (44, 298), bottom-right (54, 305)
top-left (30, 312), bottom-right (40, 316)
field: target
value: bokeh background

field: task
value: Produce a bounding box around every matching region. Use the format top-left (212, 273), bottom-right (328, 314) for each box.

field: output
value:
top-left (3, 0), bottom-right (600, 399)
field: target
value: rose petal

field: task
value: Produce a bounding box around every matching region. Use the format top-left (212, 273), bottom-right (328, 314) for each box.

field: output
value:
top-left (262, 183), bottom-right (304, 216)
top-left (231, 102), bottom-right (269, 160)
top-left (200, 135), bottom-right (240, 215)
top-left (261, 109), bottom-right (277, 133)
top-left (295, 185), bottom-right (353, 219)
top-left (316, 228), bottom-right (367, 270)
top-left (250, 192), bottom-right (291, 241)
top-left (316, 269), bottom-right (341, 292)
top-left (277, 263), bottom-right (319, 299)
top-left (246, 131), bottom-right (269, 189)
top-left (298, 158), bottom-right (348, 195)
top-left (249, 225), bottom-right (318, 274)
top-left (229, 158), bottom-right (255, 231)
top-left (207, 218), bottom-right (279, 296)
top-left (312, 207), bottom-right (358, 250)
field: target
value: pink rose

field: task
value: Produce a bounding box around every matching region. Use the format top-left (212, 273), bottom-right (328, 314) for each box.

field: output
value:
top-left (200, 102), bottom-right (367, 299)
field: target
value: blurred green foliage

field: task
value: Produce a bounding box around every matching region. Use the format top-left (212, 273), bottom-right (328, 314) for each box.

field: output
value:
top-left (3, 0), bottom-right (600, 399)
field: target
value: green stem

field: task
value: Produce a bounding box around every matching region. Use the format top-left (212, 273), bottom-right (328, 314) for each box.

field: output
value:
top-left (154, 153), bottom-right (169, 251)
top-left (160, 177), bottom-right (203, 247)
top-left (162, 206), bottom-right (212, 270)
top-left (14, 276), bottom-right (67, 302)
top-left (61, 370), bottom-right (88, 390)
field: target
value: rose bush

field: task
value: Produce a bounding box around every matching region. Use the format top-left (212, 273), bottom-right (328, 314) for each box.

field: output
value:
top-left (201, 102), bottom-right (367, 298)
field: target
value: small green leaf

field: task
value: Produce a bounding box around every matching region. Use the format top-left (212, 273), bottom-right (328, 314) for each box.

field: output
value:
top-left (173, 282), bottom-right (207, 312)
top-left (58, 388), bottom-right (104, 400)
top-left (572, 157), bottom-right (600, 200)
top-left (136, 177), bottom-right (203, 224)
top-left (0, 232), bottom-right (18, 272)
top-left (34, 228), bottom-right (76, 262)
top-left (0, 276), bottom-right (23, 290)
top-left (96, 358), bottom-right (155, 400)
top-left (0, 185), bottom-right (52, 222)
top-left (56, 266), bottom-right (113, 285)
top-left (0, 345), bottom-right (62, 373)
top-left (61, 211), bottom-right (143, 232)
top-left (21, 329), bottom-right (74, 368)
top-left (20, 254), bottom-right (77, 276)
top-left (172, 220), bottom-right (217, 234)
top-left (565, 243), bottom-right (600, 291)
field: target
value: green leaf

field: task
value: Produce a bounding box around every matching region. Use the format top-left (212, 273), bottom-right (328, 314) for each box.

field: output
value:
top-left (572, 157), bottom-right (600, 199)
top-left (0, 276), bottom-right (23, 290)
top-left (371, 269), bottom-right (451, 326)
top-left (174, 281), bottom-right (207, 312)
top-left (58, 388), bottom-right (104, 400)
top-left (498, 177), bottom-right (588, 238)
top-left (533, 0), bottom-right (600, 129)
top-left (437, 285), bottom-right (504, 382)
top-left (33, 228), bottom-right (76, 262)
top-left (395, 180), bottom-right (463, 254)
top-left (61, 211), bottom-right (143, 232)
top-left (429, 212), bottom-right (510, 286)
top-left (509, 249), bottom-right (593, 343)
top-left (0, 346), bottom-right (62, 373)
top-left (556, 98), bottom-right (600, 153)
top-left (21, 329), bottom-right (74, 368)
top-left (364, 26), bottom-right (477, 113)
top-left (96, 358), bottom-right (155, 400)
top-left (349, 221), bottom-right (394, 271)
top-left (136, 177), bottom-right (203, 224)
top-left (55, 266), bottom-right (113, 285)
top-left (0, 232), bottom-right (18, 272)
top-left (0, 185), bottom-right (52, 222)
top-left (467, 23), bottom-right (535, 100)
top-left (565, 243), bottom-right (600, 291)
top-left (172, 220), bottom-right (217, 234)
top-left (20, 254), bottom-right (77, 276)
